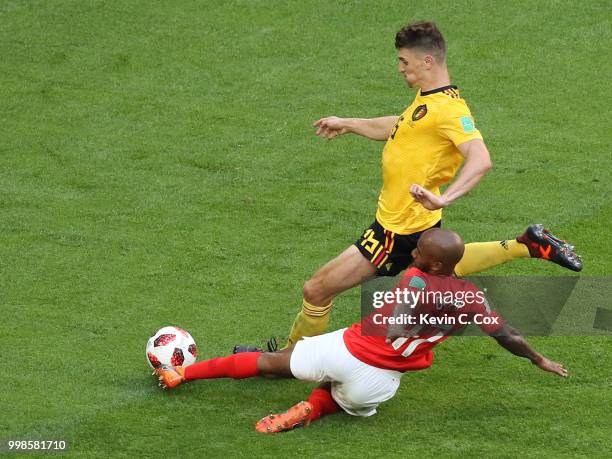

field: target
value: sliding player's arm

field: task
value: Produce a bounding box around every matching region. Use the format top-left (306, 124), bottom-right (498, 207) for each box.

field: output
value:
top-left (490, 324), bottom-right (568, 377)
top-left (313, 116), bottom-right (399, 141)
top-left (410, 138), bottom-right (492, 210)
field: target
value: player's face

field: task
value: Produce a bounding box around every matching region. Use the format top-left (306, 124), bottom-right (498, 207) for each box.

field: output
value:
top-left (412, 238), bottom-right (443, 273)
top-left (411, 243), bottom-right (431, 272)
top-left (397, 48), bottom-right (428, 88)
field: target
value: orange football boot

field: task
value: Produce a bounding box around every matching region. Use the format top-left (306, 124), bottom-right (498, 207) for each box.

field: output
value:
top-left (255, 401), bottom-right (313, 433)
top-left (153, 365), bottom-right (185, 389)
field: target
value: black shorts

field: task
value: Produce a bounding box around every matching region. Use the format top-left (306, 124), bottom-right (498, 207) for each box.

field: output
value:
top-left (354, 219), bottom-right (441, 277)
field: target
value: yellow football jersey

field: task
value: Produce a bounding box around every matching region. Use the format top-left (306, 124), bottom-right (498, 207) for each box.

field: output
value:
top-left (376, 85), bottom-right (483, 235)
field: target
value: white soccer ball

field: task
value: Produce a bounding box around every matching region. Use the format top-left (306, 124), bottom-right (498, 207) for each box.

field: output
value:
top-left (146, 326), bottom-right (198, 369)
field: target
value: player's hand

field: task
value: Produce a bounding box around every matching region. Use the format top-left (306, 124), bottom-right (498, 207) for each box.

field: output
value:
top-left (534, 357), bottom-right (568, 377)
top-left (313, 116), bottom-right (350, 140)
top-left (410, 184), bottom-right (449, 210)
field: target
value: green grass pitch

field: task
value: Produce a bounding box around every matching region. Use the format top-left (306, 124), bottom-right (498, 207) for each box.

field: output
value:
top-left (1, 0), bottom-right (611, 457)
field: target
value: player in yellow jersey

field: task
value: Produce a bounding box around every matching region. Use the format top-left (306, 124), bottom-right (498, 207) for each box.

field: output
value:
top-left (233, 21), bottom-right (582, 353)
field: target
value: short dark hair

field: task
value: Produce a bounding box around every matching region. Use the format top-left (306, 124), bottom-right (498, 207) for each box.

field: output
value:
top-left (395, 21), bottom-right (446, 60)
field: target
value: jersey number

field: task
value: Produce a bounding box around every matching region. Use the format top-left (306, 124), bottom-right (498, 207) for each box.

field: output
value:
top-left (391, 332), bottom-right (445, 358)
top-left (360, 229), bottom-right (380, 254)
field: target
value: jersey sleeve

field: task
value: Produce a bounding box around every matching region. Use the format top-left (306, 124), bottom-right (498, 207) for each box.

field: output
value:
top-left (384, 268), bottom-right (428, 321)
top-left (438, 101), bottom-right (483, 147)
top-left (396, 267), bottom-right (428, 297)
top-left (470, 290), bottom-right (504, 335)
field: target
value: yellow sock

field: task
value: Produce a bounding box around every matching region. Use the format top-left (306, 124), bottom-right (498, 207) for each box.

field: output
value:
top-left (454, 240), bottom-right (529, 277)
top-left (285, 299), bottom-right (333, 348)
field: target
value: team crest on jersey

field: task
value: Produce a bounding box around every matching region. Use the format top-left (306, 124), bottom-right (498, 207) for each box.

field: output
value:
top-left (411, 104), bottom-right (428, 121)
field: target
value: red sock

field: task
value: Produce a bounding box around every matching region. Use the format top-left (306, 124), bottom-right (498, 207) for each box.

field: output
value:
top-left (184, 352), bottom-right (260, 381)
top-left (307, 387), bottom-right (340, 422)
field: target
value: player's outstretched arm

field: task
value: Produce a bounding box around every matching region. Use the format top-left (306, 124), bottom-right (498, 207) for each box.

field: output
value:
top-left (491, 324), bottom-right (568, 377)
top-left (410, 138), bottom-right (492, 210)
top-left (313, 116), bottom-right (399, 141)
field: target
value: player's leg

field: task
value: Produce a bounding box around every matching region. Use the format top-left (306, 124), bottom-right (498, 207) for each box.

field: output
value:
top-left (154, 348), bottom-right (294, 389)
top-left (325, 342), bottom-right (402, 418)
top-left (303, 244), bottom-right (378, 306)
top-left (256, 329), bottom-right (352, 432)
top-left (255, 383), bottom-right (340, 433)
top-left (256, 329), bottom-right (402, 433)
top-left (286, 244), bottom-right (377, 346)
top-left (455, 239), bottom-right (529, 277)
top-left (454, 224), bottom-right (583, 277)
top-left (155, 327), bottom-right (349, 388)
top-left (256, 329), bottom-right (352, 433)
top-left (285, 219), bottom-right (422, 347)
